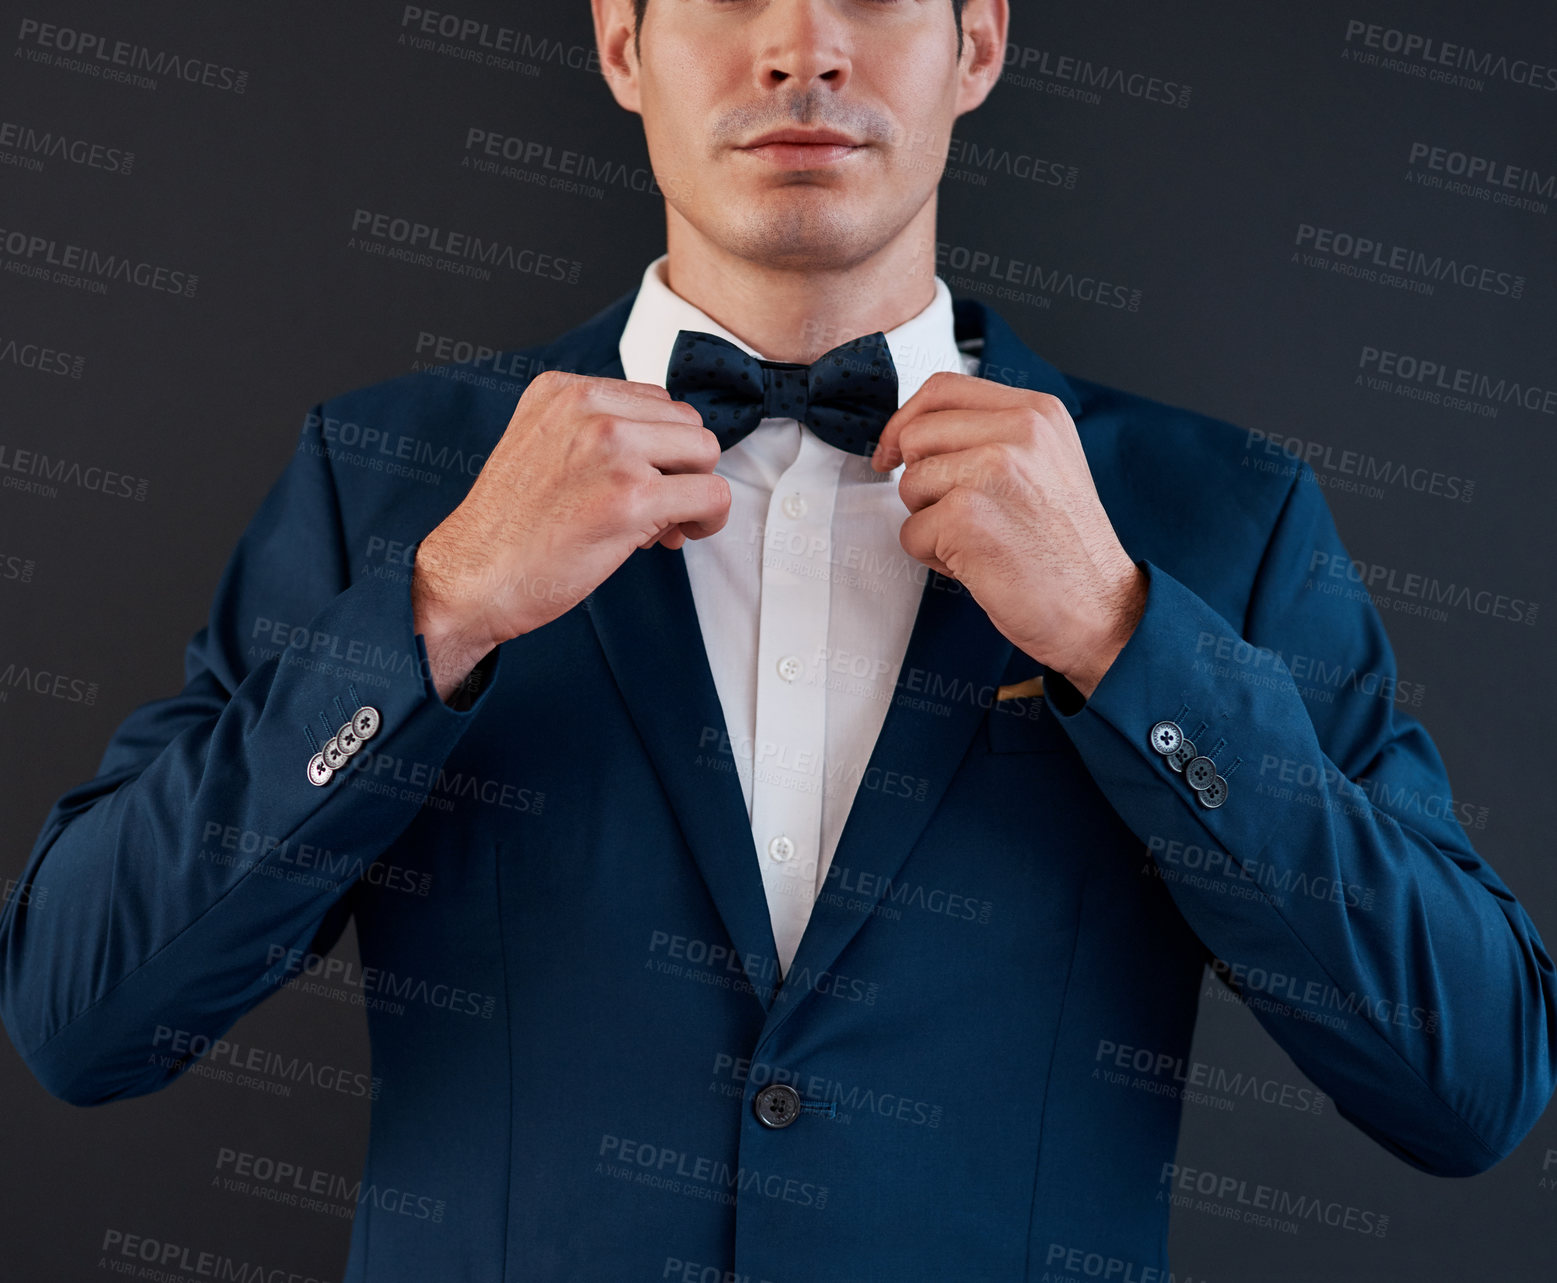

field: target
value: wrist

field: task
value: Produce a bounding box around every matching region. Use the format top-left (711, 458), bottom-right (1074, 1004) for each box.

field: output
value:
top-left (412, 538), bottom-right (499, 702)
top-left (1053, 561), bottom-right (1148, 701)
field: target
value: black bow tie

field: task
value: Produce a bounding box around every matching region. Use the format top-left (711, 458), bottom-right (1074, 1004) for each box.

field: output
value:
top-left (664, 329), bottom-right (900, 457)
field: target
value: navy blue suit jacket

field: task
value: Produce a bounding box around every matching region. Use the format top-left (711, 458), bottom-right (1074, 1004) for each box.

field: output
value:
top-left (4, 287), bottom-right (1555, 1281)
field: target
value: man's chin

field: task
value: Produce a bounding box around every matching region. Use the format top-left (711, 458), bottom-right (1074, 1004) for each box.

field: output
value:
top-left (729, 237), bottom-right (878, 272)
top-left (716, 207), bottom-right (885, 271)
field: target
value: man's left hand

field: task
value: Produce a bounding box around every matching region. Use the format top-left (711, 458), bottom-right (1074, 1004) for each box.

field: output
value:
top-left (871, 372), bottom-right (1147, 700)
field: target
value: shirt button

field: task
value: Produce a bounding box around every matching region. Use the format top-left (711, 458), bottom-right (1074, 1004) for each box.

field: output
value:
top-left (753, 1083), bottom-right (802, 1129)
top-left (767, 835), bottom-right (795, 862)
top-left (776, 655), bottom-right (803, 682)
top-left (335, 722), bottom-right (363, 756)
top-left (1166, 738), bottom-right (1196, 773)
top-left (781, 494), bottom-right (807, 519)
top-left (307, 753), bottom-right (334, 787)
top-left (352, 706), bottom-right (382, 740)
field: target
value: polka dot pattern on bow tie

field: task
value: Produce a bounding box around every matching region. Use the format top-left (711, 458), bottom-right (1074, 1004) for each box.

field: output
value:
top-left (666, 330), bottom-right (899, 457)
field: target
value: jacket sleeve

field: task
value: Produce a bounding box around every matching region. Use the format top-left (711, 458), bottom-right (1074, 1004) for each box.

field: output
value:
top-left (0, 404), bottom-right (503, 1105)
top-left (1045, 459), bottom-right (1557, 1176)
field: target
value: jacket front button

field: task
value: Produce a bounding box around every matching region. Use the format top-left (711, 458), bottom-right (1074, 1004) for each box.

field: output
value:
top-left (753, 1083), bottom-right (802, 1129)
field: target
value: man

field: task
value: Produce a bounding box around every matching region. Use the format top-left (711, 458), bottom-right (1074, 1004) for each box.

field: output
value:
top-left (3, 1), bottom-right (1553, 1279)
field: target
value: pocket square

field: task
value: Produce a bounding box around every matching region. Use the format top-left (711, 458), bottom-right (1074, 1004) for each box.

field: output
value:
top-left (995, 675), bottom-right (1044, 701)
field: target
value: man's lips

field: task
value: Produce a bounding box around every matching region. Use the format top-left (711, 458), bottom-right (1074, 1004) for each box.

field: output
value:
top-left (737, 135), bottom-right (866, 167)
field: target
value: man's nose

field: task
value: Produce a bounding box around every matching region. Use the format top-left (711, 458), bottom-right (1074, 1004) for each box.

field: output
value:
top-left (752, 0), bottom-right (853, 89)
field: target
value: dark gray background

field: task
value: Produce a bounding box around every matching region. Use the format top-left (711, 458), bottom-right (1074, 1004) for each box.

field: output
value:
top-left (2, 1), bottom-right (1554, 1278)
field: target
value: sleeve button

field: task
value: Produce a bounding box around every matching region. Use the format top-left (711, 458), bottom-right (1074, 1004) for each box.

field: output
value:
top-left (1198, 775), bottom-right (1229, 809)
top-left (1185, 756), bottom-right (1218, 791)
top-left (1149, 720), bottom-right (1183, 755)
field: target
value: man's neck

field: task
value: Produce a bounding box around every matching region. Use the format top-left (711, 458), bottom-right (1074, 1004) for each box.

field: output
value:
top-left (661, 204), bottom-right (940, 364)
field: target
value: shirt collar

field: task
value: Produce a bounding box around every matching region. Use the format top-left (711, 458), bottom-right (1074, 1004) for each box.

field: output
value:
top-left (617, 253), bottom-right (969, 407)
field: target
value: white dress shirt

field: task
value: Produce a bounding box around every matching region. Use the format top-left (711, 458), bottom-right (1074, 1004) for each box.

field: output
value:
top-left (617, 254), bottom-right (981, 976)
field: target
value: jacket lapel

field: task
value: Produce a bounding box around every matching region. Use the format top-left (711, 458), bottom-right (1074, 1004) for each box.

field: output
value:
top-left (585, 534), bottom-right (786, 1012)
top-left (537, 292), bottom-right (783, 1011)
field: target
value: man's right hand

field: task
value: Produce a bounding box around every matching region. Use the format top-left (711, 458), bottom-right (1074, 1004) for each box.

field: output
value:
top-left (410, 371), bottom-right (730, 701)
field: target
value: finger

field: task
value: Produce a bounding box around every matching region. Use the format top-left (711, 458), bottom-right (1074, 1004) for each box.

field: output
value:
top-left (645, 524), bottom-right (692, 550)
top-left (676, 515), bottom-right (725, 540)
top-left (885, 406), bottom-right (1039, 473)
top-left (625, 419), bottom-right (724, 475)
top-left (872, 374), bottom-right (1060, 471)
top-left (897, 440), bottom-right (1038, 515)
top-left (590, 385), bottom-right (706, 428)
top-left (898, 504), bottom-right (953, 576)
top-left (642, 471), bottom-right (732, 539)
top-left (623, 379), bottom-right (672, 398)
top-left (872, 372), bottom-right (994, 471)
top-left (581, 375), bottom-right (675, 400)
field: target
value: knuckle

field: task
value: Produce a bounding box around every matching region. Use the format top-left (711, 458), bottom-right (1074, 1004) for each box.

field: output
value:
top-left (1029, 391), bottom-right (1063, 420)
top-left (532, 368), bottom-right (572, 395)
top-left (946, 483), bottom-right (981, 513)
top-left (1018, 406), bottom-right (1048, 440)
top-left (990, 439), bottom-right (1021, 469)
top-left (589, 414), bottom-right (626, 451)
top-left (616, 475), bottom-right (655, 521)
top-left (604, 448), bottom-right (643, 487)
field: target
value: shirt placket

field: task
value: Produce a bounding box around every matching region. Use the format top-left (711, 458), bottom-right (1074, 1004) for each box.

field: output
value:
top-left (750, 429), bottom-right (843, 977)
